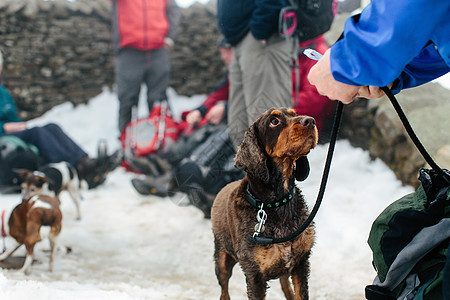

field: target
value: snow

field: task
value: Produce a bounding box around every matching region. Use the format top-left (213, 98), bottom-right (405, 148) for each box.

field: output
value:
top-left (175, 0), bottom-right (210, 8)
top-left (1, 83), bottom-right (442, 300)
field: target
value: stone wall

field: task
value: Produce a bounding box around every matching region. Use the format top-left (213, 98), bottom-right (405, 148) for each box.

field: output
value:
top-left (1, 1), bottom-right (448, 187)
top-left (169, 3), bottom-right (225, 97)
top-left (0, 0), bottom-right (113, 120)
top-left (0, 0), bottom-right (224, 120)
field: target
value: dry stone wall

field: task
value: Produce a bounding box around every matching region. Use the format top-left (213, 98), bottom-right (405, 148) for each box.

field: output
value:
top-left (0, 0), bottom-right (113, 120)
top-left (0, 0), bottom-right (224, 120)
top-left (1, 2), bottom-right (448, 187)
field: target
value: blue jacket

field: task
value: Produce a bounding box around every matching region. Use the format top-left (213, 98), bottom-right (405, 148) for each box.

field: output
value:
top-left (217, 0), bottom-right (286, 45)
top-left (330, 0), bottom-right (450, 93)
top-left (0, 85), bottom-right (21, 135)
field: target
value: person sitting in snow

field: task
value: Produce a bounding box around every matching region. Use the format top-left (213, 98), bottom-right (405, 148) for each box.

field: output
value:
top-left (0, 49), bottom-right (122, 190)
top-left (126, 37), bottom-right (240, 218)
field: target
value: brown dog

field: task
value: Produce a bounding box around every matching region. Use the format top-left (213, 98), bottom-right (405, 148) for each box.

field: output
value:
top-left (211, 108), bottom-right (318, 300)
top-left (0, 194), bottom-right (62, 274)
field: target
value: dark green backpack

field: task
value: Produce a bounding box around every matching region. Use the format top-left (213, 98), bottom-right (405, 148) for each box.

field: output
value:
top-left (365, 168), bottom-right (450, 300)
top-left (0, 135), bottom-right (42, 192)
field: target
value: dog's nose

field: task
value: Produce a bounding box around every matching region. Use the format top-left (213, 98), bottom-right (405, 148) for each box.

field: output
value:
top-left (299, 117), bottom-right (316, 129)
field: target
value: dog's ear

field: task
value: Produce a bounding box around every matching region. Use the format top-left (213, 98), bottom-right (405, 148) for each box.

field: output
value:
top-left (32, 171), bottom-right (53, 186)
top-left (295, 156), bottom-right (310, 181)
top-left (37, 176), bottom-right (51, 186)
top-left (234, 124), bottom-right (269, 182)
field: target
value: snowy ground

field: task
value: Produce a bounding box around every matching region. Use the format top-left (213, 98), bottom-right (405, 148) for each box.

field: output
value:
top-left (0, 85), bottom-right (422, 299)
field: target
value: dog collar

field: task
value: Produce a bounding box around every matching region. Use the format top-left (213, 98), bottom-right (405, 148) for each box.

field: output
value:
top-left (246, 184), bottom-right (295, 209)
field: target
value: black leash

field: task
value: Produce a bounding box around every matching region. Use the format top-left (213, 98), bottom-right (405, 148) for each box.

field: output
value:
top-left (381, 87), bottom-right (450, 184)
top-left (249, 85), bottom-right (449, 245)
top-left (249, 11), bottom-right (448, 244)
top-left (248, 101), bottom-right (344, 245)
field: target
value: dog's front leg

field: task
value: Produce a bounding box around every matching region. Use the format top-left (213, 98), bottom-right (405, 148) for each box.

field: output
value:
top-left (291, 254), bottom-right (311, 300)
top-left (280, 274), bottom-right (295, 300)
top-left (68, 184), bottom-right (82, 220)
top-left (0, 241), bottom-right (22, 261)
top-left (244, 271), bottom-right (267, 300)
top-left (214, 247), bottom-right (237, 300)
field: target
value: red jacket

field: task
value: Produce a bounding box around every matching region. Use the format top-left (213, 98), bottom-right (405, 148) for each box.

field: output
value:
top-left (180, 75), bottom-right (230, 133)
top-left (112, 0), bottom-right (180, 51)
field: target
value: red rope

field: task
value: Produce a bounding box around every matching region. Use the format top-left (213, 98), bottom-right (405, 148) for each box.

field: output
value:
top-left (1, 210), bottom-right (7, 238)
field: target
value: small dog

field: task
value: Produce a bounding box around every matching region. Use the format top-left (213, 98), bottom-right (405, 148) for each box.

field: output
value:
top-left (211, 108), bottom-right (318, 300)
top-left (0, 194), bottom-right (62, 274)
top-left (15, 161), bottom-right (82, 220)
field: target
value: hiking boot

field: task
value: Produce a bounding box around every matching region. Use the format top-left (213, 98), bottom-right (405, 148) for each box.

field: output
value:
top-left (126, 155), bottom-right (172, 176)
top-left (186, 183), bottom-right (215, 219)
top-left (97, 139), bottom-right (108, 160)
top-left (126, 156), bottom-right (160, 175)
top-left (131, 172), bottom-right (173, 197)
top-left (76, 150), bottom-right (123, 189)
top-left (77, 157), bottom-right (107, 189)
top-left (150, 155), bottom-right (172, 175)
top-left (103, 149), bottom-right (123, 173)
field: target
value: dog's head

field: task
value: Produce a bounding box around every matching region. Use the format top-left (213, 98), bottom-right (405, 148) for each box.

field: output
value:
top-left (14, 169), bottom-right (54, 201)
top-left (234, 108), bottom-right (318, 187)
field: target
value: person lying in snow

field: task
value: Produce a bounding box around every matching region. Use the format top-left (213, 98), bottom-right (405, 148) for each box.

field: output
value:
top-left (0, 49), bottom-right (122, 190)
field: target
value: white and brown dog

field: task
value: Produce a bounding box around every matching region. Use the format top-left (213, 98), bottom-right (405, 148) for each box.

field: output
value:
top-left (0, 194), bottom-right (62, 274)
top-left (15, 161), bottom-right (82, 220)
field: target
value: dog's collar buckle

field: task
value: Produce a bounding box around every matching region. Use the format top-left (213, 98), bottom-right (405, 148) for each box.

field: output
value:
top-left (245, 184), bottom-right (295, 209)
top-left (253, 204), bottom-right (267, 238)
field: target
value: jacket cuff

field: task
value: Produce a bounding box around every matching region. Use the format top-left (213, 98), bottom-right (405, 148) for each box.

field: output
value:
top-left (196, 105), bottom-right (208, 118)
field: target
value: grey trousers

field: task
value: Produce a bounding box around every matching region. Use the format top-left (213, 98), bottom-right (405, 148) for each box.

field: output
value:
top-left (115, 47), bottom-right (170, 133)
top-left (227, 32), bottom-right (292, 149)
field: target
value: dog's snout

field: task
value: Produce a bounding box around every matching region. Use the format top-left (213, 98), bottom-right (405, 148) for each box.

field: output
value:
top-left (299, 117), bottom-right (316, 129)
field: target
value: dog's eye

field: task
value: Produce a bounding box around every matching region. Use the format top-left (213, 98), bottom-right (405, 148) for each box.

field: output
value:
top-left (270, 117), bottom-right (280, 127)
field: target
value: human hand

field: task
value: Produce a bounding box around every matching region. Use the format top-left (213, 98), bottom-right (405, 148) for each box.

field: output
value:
top-left (307, 49), bottom-right (360, 104)
top-left (163, 37), bottom-right (174, 49)
top-left (356, 83), bottom-right (394, 99)
top-left (186, 110), bottom-right (202, 125)
top-left (205, 104), bottom-right (225, 124)
top-left (3, 122), bottom-right (27, 133)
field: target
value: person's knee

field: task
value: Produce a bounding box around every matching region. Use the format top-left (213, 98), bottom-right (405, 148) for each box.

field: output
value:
top-left (25, 126), bottom-right (42, 136)
top-left (43, 123), bottom-right (62, 133)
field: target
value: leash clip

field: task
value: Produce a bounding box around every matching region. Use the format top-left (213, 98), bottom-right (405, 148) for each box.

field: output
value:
top-left (253, 204), bottom-right (267, 238)
top-left (303, 48), bottom-right (323, 61)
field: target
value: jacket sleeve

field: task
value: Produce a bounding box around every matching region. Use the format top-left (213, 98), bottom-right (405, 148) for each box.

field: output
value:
top-left (195, 76), bottom-right (229, 117)
top-left (330, 0), bottom-right (449, 88)
top-left (250, 0), bottom-right (284, 40)
top-left (0, 87), bottom-right (21, 134)
top-left (390, 44), bottom-right (450, 94)
top-left (166, 0), bottom-right (181, 41)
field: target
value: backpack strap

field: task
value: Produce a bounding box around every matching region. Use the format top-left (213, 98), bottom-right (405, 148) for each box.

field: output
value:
top-left (0, 135), bottom-right (40, 156)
